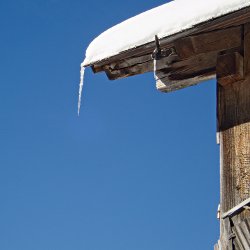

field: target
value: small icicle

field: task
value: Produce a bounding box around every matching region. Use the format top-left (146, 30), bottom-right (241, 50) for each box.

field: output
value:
top-left (153, 58), bottom-right (157, 80)
top-left (78, 63), bottom-right (85, 116)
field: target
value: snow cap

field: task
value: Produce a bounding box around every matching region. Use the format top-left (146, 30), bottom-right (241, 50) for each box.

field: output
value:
top-left (82, 0), bottom-right (250, 67)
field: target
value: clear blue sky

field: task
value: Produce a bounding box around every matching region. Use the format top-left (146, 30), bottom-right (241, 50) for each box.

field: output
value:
top-left (0, 1), bottom-right (219, 249)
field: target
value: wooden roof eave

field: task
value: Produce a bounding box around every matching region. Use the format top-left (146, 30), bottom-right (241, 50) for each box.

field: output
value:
top-left (89, 6), bottom-right (250, 93)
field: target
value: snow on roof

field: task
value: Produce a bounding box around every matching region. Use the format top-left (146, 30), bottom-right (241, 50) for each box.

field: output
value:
top-left (82, 0), bottom-right (250, 67)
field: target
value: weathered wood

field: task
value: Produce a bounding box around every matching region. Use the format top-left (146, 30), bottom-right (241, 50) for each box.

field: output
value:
top-left (93, 54), bottom-right (153, 73)
top-left (100, 26), bottom-right (242, 82)
top-left (217, 52), bottom-right (244, 87)
top-left (222, 198), bottom-right (250, 219)
top-left (217, 23), bottom-right (250, 250)
top-left (233, 218), bottom-right (250, 249)
top-left (175, 26), bottom-right (242, 59)
top-left (155, 51), bottom-right (217, 92)
top-left (244, 22), bottom-right (250, 75)
top-left (156, 73), bottom-right (214, 93)
top-left (106, 48), bottom-right (217, 80)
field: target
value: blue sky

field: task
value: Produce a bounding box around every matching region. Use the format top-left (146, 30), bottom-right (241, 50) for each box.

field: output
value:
top-left (0, 1), bottom-right (219, 249)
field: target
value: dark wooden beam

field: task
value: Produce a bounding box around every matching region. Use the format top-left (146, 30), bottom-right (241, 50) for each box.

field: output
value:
top-left (174, 26), bottom-right (242, 59)
top-left (217, 52), bottom-right (244, 86)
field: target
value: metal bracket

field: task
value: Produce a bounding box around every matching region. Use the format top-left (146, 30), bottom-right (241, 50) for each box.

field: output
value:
top-left (151, 35), bottom-right (177, 63)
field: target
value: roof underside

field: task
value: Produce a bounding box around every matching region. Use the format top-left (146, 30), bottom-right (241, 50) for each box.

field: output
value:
top-left (81, 1), bottom-right (250, 93)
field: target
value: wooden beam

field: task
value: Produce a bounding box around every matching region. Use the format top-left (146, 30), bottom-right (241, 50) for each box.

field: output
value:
top-left (156, 73), bottom-right (214, 93)
top-left (244, 22), bottom-right (250, 75)
top-left (155, 51), bottom-right (217, 92)
top-left (217, 52), bottom-right (244, 87)
top-left (174, 26), bottom-right (242, 59)
top-left (217, 23), bottom-right (250, 249)
top-left (101, 26), bottom-right (242, 83)
top-left (104, 53), bottom-right (178, 80)
top-left (222, 197), bottom-right (250, 219)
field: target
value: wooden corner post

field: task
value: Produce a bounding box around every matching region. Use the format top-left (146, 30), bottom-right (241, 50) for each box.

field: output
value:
top-left (216, 23), bottom-right (250, 249)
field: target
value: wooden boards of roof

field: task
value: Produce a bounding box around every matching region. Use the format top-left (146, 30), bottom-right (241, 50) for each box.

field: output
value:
top-left (156, 26), bottom-right (242, 92)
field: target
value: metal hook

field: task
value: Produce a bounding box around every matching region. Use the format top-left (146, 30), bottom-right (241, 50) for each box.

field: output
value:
top-left (151, 35), bottom-right (177, 64)
top-left (152, 35), bottom-right (162, 60)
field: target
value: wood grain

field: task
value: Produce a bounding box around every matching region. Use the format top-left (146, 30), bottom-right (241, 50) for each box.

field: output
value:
top-left (217, 52), bottom-right (244, 86)
top-left (218, 23), bottom-right (250, 249)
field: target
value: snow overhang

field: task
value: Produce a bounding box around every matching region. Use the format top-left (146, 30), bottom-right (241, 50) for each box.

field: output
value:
top-left (81, 0), bottom-right (250, 93)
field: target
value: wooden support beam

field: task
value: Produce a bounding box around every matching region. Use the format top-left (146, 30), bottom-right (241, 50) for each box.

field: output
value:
top-left (217, 52), bottom-right (244, 87)
top-left (155, 51), bottom-right (217, 92)
top-left (217, 23), bottom-right (250, 249)
top-left (175, 26), bottom-right (242, 59)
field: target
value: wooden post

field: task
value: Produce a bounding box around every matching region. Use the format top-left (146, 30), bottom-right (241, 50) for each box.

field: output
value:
top-left (216, 24), bottom-right (250, 249)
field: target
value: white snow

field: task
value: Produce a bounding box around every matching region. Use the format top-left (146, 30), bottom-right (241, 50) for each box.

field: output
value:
top-left (82, 0), bottom-right (250, 66)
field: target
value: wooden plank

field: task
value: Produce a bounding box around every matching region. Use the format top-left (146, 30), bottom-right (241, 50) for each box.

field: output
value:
top-left (102, 26), bottom-right (241, 81)
top-left (220, 217), bottom-right (234, 250)
top-left (156, 71), bottom-right (214, 93)
top-left (92, 54), bottom-right (153, 73)
top-left (154, 51), bottom-right (217, 92)
top-left (233, 218), bottom-right (250, 249)
top-left (104, 52), bottom-right (178, 80)
top-left (217, 52), bottom-right (244, 87)
top-left (174, 26), bottom-right (242, 59)
top-left (159, 52), bottom-right (217, 79)
top-left (222, 197), bottom-right (250, 219)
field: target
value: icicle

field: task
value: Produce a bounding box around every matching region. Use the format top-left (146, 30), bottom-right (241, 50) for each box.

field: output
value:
top-left (153, 58), bottom-right (157, 80)
top-left (78, 63), bottom-right (85, 116)
top-left (152, 35), bottom-right (160, 81)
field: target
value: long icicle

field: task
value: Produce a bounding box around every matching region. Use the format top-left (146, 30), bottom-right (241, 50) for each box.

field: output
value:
top-left (78, 63), bottom-right (85, 116)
